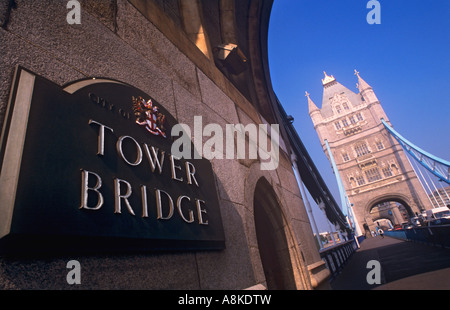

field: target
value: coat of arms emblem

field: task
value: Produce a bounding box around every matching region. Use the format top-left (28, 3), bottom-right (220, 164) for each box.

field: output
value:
top-left (132, 96), bottom-right (167, 138)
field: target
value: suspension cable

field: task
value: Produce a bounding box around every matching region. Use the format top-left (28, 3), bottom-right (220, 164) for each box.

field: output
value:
top-left (381, 119), bottom-right (450, 184)
top-left (407, 151), bottom-right (437, 208)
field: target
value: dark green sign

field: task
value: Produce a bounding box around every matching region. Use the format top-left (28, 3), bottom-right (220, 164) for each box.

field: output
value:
top-left (0, 67), bottom-right (225, 253)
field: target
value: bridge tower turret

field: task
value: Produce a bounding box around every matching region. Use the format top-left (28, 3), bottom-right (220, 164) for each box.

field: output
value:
top-left (308, 70), bottom-right (432, 235)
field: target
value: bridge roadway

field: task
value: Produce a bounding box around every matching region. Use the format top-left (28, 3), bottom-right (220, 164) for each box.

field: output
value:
top-left (330, 236), bottom-right (450, 290)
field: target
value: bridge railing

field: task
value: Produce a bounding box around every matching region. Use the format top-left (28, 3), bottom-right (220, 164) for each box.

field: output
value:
top-left (319, 237), bottom-right (362, 280)
top-left (385, 225), bottom-right (450, 249)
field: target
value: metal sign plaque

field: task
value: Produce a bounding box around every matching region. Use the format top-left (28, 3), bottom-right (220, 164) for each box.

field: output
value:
top-left (0, 67), bottom-right (225, 253)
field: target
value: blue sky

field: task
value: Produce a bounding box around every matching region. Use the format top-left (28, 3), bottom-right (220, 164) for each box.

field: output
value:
top-left (268, 0), bottom-right (450, 232)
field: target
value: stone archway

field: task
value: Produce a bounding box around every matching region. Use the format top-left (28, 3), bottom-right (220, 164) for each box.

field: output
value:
top-left (364, 194), bottom-right (416, 232)
top-left (253, 177), bottom-right (297, 290)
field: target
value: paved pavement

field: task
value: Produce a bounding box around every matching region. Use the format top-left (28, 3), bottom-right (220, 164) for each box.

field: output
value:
top-left (330, 236), bottom-right (450, 290)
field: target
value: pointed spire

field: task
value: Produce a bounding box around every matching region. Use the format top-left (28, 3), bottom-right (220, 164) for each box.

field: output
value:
top-left (322, 71), bottom-right (336, 86)
top-left (306, 91), bottom-right (319, 114)
top-left (354, 69), bottom-right (371, 92)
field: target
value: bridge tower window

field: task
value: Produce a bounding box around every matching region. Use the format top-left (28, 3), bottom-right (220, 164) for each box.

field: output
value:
top-left (335, 121), bottom-right (342, 130)
top-left (342, 152), bottom-right (350, 162)
top-left (376, 141), bottom-right (384, 150)
top-left (382, 166), bottom-right (393, 177)
top-left (365, 167), bottom-right (382, 183)
top-left (355, 143), bottom-right (370, 157)
top-left (356, 175), bottom-right (365, 186)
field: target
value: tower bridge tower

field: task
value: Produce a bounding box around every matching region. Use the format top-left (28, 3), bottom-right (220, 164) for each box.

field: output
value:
top-left (308, 71), bottom-right (432, 235)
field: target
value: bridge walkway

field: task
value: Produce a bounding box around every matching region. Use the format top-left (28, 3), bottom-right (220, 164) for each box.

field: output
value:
top-left (330, 236), bottom-right (450, 290)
